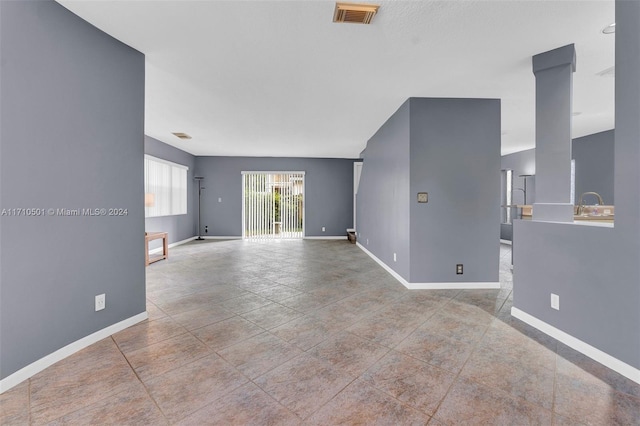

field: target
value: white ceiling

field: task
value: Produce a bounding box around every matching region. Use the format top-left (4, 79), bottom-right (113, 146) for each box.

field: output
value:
top-left (56, 0), bottom-right (615, 158)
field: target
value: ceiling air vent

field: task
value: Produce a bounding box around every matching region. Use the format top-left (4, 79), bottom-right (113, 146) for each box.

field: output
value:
top-left (172, 132), bottom-right (192, 140)
top-left (333, 2), bottom-right (379, 25)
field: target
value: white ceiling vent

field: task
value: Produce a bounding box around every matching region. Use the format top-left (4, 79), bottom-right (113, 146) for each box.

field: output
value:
top-left (596, 66), bottom-right (615, 78)
top-left (172, 132), bottom-right (192, 140)
top-left (333, 3), bottom-right (379, 25)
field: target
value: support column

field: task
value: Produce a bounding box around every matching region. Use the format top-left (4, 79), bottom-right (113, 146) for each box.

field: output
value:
top-left (532, 44), bottom-right (576, 222)
top-left (614, 0), bottom-right (640, 230)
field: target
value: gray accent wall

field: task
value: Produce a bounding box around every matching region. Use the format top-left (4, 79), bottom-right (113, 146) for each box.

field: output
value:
top-left (144, 136), bottom-right (196, 248)
top-left (357, 98), bottom-right (500, 284)
top-left (513, 0), bottom-right (640, 370)
top-left (573, 130), bottom-right (614, 205)
top-left (194, 157), bottom-right (356, 237)
top-left (356, 100), bottom-right (411, 280)
top-left (0, 0), bottom-right (145, 380)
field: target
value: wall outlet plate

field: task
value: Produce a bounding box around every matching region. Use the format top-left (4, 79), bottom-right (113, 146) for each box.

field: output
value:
top-left (393, 253), bottom-right (397, 262)
top-left (551, 293), bottom-right (560, 310)
top-left (456, 264), bottom-right (463, 274)
top-left (417, 192), bottom-right (428, 203)
top-left (95, 294), bottom-right (105, 311)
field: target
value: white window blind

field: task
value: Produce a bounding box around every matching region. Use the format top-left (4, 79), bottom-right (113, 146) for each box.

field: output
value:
top-left (144, 155), bottom-right (188, 218)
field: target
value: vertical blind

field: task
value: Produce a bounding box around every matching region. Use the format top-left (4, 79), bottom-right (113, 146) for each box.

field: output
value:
top-left (144, 155), bottom-right (188, 217)
top-left (242, 172), bottom-right (305, 239)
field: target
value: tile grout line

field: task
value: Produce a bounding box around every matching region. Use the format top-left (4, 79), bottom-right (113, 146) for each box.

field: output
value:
top-left (109, 336), bottom-right (171, 425)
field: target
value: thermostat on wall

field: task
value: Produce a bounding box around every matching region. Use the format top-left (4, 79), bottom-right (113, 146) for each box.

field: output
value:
top-left (417, 192), bottom-right (428, 203)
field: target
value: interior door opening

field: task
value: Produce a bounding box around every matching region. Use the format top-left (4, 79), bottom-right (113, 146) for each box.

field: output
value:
top-left (242, 172), bottom-right (305, 239)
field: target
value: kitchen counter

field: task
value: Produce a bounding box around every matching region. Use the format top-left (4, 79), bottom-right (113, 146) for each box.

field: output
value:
top-left (516, 205), bottom-right (615, 224)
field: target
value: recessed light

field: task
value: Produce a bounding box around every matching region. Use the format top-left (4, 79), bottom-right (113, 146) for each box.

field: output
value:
top-left (602, 22), bottom-right (615, 34)
top-left (172, 132), bottom-right (192, 140)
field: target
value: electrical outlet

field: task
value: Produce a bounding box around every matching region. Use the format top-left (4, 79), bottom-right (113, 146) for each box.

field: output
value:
top-left (322, 227), bottom-right (325, 232)
top-left (393, 253), bottom-right (397, 262)
top-left (218, 197), bottom-right (222, 203)
top-left (205, 226), bottom-right (208, 233)
top-left (551, 293), bottom-right (560, 310)
top-left (456, 264), bottom-right (463, 274)
top-left (95, 294), bottom-right (105, 311)
top-left (367, 238), bottom-right (369, 245)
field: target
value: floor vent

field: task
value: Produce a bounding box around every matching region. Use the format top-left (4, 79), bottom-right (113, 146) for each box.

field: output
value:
top-left (333, 2), bottom-right (379, 24)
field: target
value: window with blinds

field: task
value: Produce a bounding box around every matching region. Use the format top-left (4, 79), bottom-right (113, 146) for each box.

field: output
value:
top-left (144, 155), bottom-right (188, 218)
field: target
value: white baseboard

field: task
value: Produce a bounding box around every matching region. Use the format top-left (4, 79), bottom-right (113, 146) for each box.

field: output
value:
top-left (201, 236), bottom-right (242, 240)
top-left (511, 307), bottom-right (640, 385)
top-left (148, 236), bottom-right (197, 255)
top-left (304, 236), bottom-right (347, 240)
top-left (0, 312), bottom-right (148, 394)
top-left (356, 242), bottom-right (500, 290)
top-left (500, 239), bottom-right (513, 245)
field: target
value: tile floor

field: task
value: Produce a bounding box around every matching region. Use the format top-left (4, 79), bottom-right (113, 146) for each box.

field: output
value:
top-left (1, 240), bottom-right (639, 425)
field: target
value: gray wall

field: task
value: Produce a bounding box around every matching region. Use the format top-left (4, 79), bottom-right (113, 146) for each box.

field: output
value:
top-left (409, 98), bottom-right (500, 283)
top-left (194, 157), bottom-right (357, 237)
top-left (573, 130), bottom-right (614, 205)
top-left (357, 98), bottom-right (500, 284)
top-left (0, 0), bottom-right (145, 380)
top-left (513, 0), bottom-right (639, 370)
top-left (144, 136), bottom-right (197, 248)
top-left (356, 100), bottom-right (411, 280)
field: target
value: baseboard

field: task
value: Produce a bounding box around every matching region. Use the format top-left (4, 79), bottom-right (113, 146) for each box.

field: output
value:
top-left (148, 236), bottom-right (197, 255)
top-left (201, 236), bottom-right (242, 240)
top-left (304, 236), bottom-right (347, 240)
top-left (500, 239), bottom-right (513, 245)
top-left (356, 242), bottom-right (500, 290)
top-left (511, 307), bottom-right (640, 385)
top-left (0, 312), bottom-right (148, 394)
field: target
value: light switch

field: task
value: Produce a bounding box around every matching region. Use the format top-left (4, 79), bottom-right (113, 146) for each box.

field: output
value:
top-left (417, 192), bottom-right (428, 203)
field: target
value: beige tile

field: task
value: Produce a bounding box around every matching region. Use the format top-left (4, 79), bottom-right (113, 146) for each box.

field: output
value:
top-left (192, 316), bottom-right (264, 350)
top-left (240, 303), bottom-right (303, 330)
top-left (46, 381), bottom-right (166, 426)
top-left (306, 379), bottom-right (430, 425)
top-left (556, 343), bottom-right (640, 399)
top-left (396, 329), bottom-right (475, 373)
top-left (254, 353), bottom-right (353, 419)
top-left (460, 345), bottom-right (555, 410)
top-left (169, 304), bottom-right (235, 331)
top-left (433, 377), bottom-right (552, 425)
top-left (113, 316), bottom-right (187, 354)
top-left (347, 307), bottom-right (432, 348)
top-left (418, 311), bottom-right (490, 344)
top-left (146, 299), bottom-right (168, 320)
top-left (217, 332), bottom-right (303, 379)
top-left (176, 382), bottom-right (300, 426)
top-left (30, 338), bottom-right (137, 425)
top-left (361, 351), bottom-right (456, 415)
top-left (253, 285), bottom-right (304, 303)
top-left (220, 293), bottom-right (273, 314)
top-left (0, 381), bottom-right (29, 426)
top-left (270, 315), bottom-right (342, 350)
top-left (154, 286), bottom-right (248, 315)
top-left (308, 331), bottom-right (390, 377)
top-left (554, 355), bottom-right (640, 426)
top-left (144, 353), bottom-right (248, 422)
top-left (126, 333), bottom-right (212, 382)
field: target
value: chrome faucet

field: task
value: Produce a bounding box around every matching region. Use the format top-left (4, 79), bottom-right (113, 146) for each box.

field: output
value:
top-left (577, 192), bottom-right (604, 215)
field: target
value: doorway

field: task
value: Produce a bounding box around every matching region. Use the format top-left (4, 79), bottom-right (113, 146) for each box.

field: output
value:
top-left (242, 172), bottom-right (305, 239)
